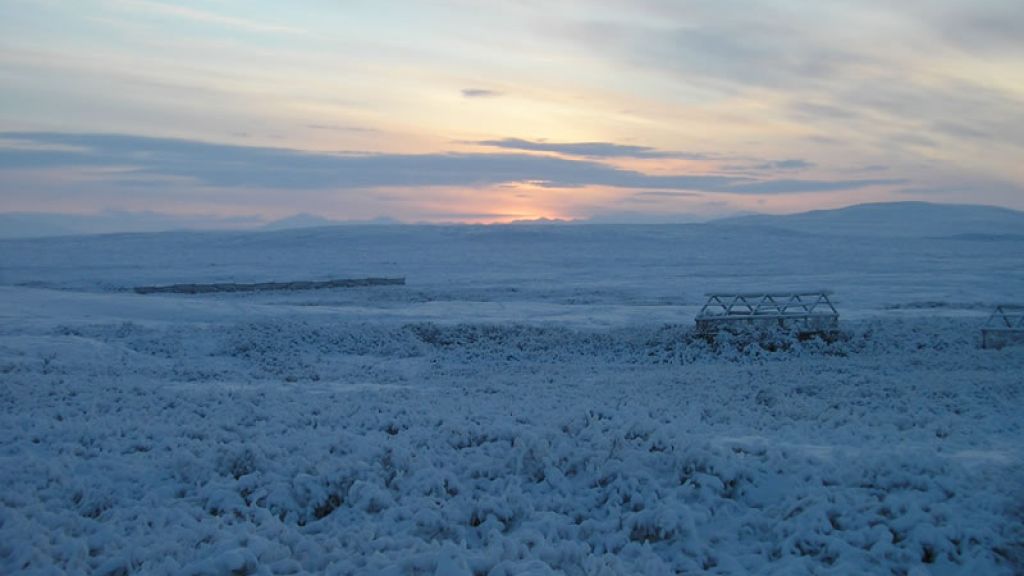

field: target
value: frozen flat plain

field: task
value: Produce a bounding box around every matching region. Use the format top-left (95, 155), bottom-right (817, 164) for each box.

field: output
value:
top-left (1, 224), bottom-right (1022, 575)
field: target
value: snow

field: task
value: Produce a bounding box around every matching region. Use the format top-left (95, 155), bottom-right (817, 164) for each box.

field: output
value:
top-left (1, 224), bottom-right (1022, 575)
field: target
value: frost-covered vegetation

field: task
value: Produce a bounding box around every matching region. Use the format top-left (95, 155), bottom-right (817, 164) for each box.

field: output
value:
top-left (0, 225), bottom-right (1022, 574)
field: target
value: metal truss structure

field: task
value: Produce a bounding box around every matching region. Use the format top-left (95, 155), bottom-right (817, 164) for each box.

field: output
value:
top-left (695, 291), bottom-right (840, 337)
top-left (982, 305), bottom-right (1024, 349)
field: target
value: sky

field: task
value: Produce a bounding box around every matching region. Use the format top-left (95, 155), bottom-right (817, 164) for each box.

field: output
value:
top-left (1, 0), bottom-right (1022, 225)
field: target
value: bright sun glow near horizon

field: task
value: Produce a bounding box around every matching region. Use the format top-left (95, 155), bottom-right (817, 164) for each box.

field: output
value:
top-left (1, 0), bottom-right (1023, 227)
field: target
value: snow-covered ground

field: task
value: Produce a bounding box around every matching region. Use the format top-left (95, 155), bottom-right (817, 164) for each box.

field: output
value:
top-left (1, 224), bottom-right (1022, 575)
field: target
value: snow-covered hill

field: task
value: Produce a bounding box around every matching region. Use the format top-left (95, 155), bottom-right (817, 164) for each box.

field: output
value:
top-left (712, 201), bottom-right (1024, 238)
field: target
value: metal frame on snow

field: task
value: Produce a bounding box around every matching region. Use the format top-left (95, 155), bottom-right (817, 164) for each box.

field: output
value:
top-left (695, 291), bottom-right (840, 336)
top-left (982, 305), bottom-right (1024, 349)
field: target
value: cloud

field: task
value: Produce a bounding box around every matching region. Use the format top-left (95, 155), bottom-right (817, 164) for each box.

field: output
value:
top-left (931, 121), bottom-right (989, 141)
top-left (111, 0), bottom-right (304, 35)
top-left (790, 102), bottom-right (861, 121)
top-left (305, 124), bottom-right (377, 133)
top-left (632, 191), bottom-right (702, 198)
top-left (0, 132), bottom-right (902, 195)
top-left (566, 1), bottom-right (1024, 155)
top-left (461, 88), bottom-right (502, 98)
top-left (918, 0), bottom-right (1024, 55)
top-left (893, 176), bottom-right (1024, 201)
top-left (581, 210), bottom-right (707, 224)
top-left (475, 138), bottom-right (710, 160)
top-left (721, 159), bottom-right (815, 173)
top-left (724, 178), bottom-right (898, 194)
top-left (834, 77), bottom-right (1024, 149)
top-left (574, 6), bottom-right (869, 92)
top-left (754, 159), bottom-right (815, 171)
top-left (623, 191), bottom-right (702, 205)
top-left (417, 211), bottom-right (529, 221)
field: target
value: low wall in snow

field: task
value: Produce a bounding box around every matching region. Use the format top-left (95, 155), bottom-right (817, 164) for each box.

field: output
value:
top-left (134, 277), bottom-right (405, 295)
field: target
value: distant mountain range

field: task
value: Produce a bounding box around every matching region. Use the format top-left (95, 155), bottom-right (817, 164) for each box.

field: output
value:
top-left (0, 211), bottom-right (264, 239)
top-left (709, 201), bottom-right (1024, 238)
top-left (0, 211), bottom-right (397, 239)
top-left (1, 202), bottom-right (1022, 239)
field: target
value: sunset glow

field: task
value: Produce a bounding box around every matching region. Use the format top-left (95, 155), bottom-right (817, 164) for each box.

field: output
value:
top-left (1, 0), bottom-right (1022, 224)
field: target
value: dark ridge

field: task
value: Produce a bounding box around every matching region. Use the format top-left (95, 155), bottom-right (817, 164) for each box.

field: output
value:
top-left (134, 277), bottom-right (405, 294)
